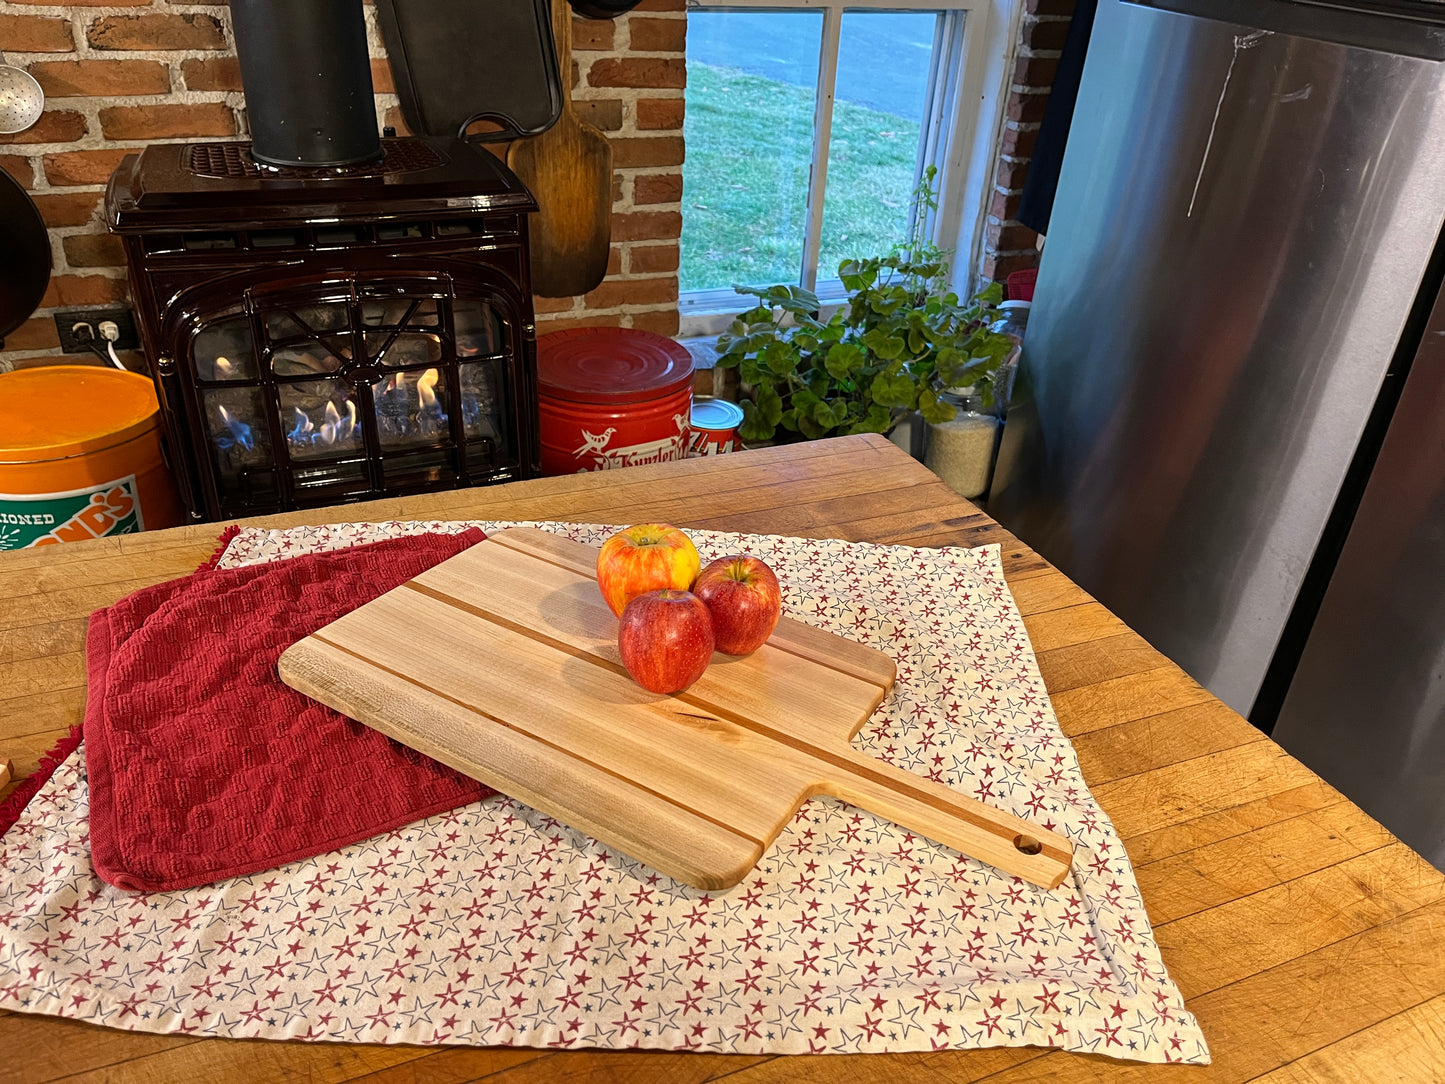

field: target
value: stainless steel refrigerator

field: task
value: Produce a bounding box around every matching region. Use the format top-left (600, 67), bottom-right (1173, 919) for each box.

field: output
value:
top-left (987, 0), bottom-right (1445, 868)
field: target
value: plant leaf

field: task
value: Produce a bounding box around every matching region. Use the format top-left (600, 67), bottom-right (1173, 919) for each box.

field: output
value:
top-left (824, 342), bottom-right (866, 380)
top-left (917, 385), bottom-right (956, 424)
top-left (792, 387), bottom-right (821, 412)
top-left (862, 328), bottom-right (906, 360)
top-left (738, 399), bottom-right (775, 442)
top-left (755, 382), bottom-right (784, 426)
top-left (763, 340), bottom-right (796, 377)
top-left (974, 280), bottom-right (1004, 306)
top-left (870, 369), bottom-right (917, 409)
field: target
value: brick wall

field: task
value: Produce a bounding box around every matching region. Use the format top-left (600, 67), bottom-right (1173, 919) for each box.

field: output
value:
top-left (979, 0), bottom-right (1073, 284)
top-left (0, 0), bottom-right (685, 371)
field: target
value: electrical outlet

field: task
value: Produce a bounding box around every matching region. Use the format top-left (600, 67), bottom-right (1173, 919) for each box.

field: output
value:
top-left (54, 308), bottom-right (141, 354)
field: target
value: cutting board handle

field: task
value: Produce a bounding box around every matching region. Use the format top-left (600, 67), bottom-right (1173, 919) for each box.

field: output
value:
top-left (818, 746), bottom-right (1073, 889)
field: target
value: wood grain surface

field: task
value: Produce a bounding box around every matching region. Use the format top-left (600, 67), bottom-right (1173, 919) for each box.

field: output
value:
top-left (279, 527), bottom-right (1070, 890)
top-left (505, 0), bottom-right (613, 297)
top-left (2, 434), bottom-right (1443, 1083)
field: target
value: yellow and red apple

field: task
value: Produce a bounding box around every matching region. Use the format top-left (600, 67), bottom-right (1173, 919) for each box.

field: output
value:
top-left (596, 523), bottom-right (701, 617)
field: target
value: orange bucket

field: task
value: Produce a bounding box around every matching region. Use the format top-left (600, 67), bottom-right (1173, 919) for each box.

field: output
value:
top-left (0, 365), bottom-right (185, 549)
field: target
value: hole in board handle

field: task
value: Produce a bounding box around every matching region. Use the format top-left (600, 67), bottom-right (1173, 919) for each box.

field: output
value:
top-left (1013, 834), bottom-right (1043, 855)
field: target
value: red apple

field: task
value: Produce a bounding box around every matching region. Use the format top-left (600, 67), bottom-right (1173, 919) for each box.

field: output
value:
top-left (617, 590), bottom-right (716, 694)
top-left (693, 555), bottom-right (782, 656)
top-left (596, 523), bottom-right (702, 617)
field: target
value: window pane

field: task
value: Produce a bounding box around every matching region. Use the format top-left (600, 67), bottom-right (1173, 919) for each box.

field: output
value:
top-left (816, 12), bottom-right (936, 284)
top-left (681, 10), bottom-right (822, 293)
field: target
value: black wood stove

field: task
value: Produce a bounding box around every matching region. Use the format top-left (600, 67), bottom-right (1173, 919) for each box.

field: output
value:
top-left (105, 139), bottom-right (541, 522)
top-left (103, 0), bottom-right (542, 522)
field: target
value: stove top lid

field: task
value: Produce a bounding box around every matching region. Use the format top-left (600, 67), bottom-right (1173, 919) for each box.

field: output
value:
top-left (106, 136), bottom-right (537, 230)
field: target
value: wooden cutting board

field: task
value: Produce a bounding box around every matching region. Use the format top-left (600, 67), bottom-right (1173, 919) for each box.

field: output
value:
top-left (506, 0), bottom-right (612, 297)
top-left (279, 528), bottom-right (1072, 889)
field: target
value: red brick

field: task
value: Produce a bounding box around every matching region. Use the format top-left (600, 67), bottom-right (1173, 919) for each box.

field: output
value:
top-left (636, 97), bottom-right (684, 131)
top-left (0, 110), bottom-right (86, 146)
top-left (998, 125), bottom-right (1039, 159)
top-left (533, 295), bottom-right (578, 315)
top-left (1027, 0), bottom-right (1076, 15)
top-left (1006, 92), bottom-right (1049, 125)
top-left (0, 14), bottom-right (76, 53)
top-left (587, 57), bottom-right (685, 89)
top-left (629, 243), bottom-right (679, 273)
top-left (988, 189), bottom-right (1022, 222)
top-left (606, 246), bottom-right (623, 276)
top-left (40, 273), bottom-right (129, 309)
top-left (583, 276), bottom-right (677, 309)
top-left (629, 17), bottom-right (685, 52)
top-left (1012, 54), bottom-right (1059, 88)
top-left (633, 172), bottom-right (682, 205)
top-left (62, 233), bottom-right (126, 268)
top-left (0, 154), bottom-right (34, 188)
top-left (612, 209), bottom-right (681, 242)
top-left (1021, 16), bottom-right (1070, 51)
top-left (572, 16), bottom-right (613, 51)
top-left (99, 102), bottom-right (235, 140)
top-left (629, 309), bottom-right (680, 336)
top-left (535, 313), bottom-right (626, 333)
top-left (31, 191), bottom-right (101, 228)
top-left (986, 222), bottom-right (1037, 252)
top-left (2, 316), bottom-right (60, 352)
top-left (181, 56), bottom-right (241, 92)
top-left (42, 148), bottom-right (131, 187)
top-left (28, 59), bottom-right (170, 98)
top-left (632, 0), bottom-right (684, 10)
top-left (88, 13), bottom-right (227, 52)
top-left (610, 136), bottom-right (684, 169)
top-left (370, 57), bottom-right (395, 94)
top-left (574, 99), bottom-right (623, 131)
top-left (612, 171), bottom-right (624, 206)
top-left (980, 252), bottom-right (1039, 281)
top-left (994, 156), bottom-right (1031, 190)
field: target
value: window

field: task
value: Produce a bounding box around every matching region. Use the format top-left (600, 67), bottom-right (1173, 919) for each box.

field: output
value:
top-left (679, 0), bottom-right (1017, 333)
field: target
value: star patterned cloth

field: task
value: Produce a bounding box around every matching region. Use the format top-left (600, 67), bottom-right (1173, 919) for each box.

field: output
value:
top-left (0, 521), bottom-right (1208, 1063)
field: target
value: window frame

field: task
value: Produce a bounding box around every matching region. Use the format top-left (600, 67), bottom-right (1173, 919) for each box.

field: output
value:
top-left (678, 0), bottom-right (1023, 336)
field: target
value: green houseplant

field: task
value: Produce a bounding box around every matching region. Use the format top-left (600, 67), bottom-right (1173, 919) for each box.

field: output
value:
top-left (713, 171), bottom-right (1018, 444)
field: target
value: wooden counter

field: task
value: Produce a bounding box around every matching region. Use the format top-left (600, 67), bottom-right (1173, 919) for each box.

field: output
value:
top-left (2, 435), bottom-right (1443, 1083)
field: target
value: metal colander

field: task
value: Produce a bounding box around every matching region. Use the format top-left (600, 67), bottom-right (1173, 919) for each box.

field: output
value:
top-left (0, 52), bottom-right (44, 135)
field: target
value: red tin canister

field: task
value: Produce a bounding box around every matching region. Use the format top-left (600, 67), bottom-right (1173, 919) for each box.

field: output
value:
top-left (537, 327), bottom-right (695, 475)
top-left (688, 396), bottom-right (744, 456)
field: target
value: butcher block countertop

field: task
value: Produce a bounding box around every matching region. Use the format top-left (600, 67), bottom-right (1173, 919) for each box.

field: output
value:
top-left (2, 434), bottom-right (1443, 1083)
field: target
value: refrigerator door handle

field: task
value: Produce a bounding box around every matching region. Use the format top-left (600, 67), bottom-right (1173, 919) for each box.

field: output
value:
top-left (1123, 0), bottom-right (1445, 60)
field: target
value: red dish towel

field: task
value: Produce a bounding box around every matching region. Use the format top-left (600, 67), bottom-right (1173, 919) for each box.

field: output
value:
top-left (84, 530), bottom-right (495, 893)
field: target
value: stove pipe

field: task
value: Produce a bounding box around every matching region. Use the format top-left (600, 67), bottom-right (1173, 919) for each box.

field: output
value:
top-left (230, 0), bottom-right (382, 168)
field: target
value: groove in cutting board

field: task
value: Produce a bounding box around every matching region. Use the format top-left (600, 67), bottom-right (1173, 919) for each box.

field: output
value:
top-left (312, 630), bottom-right (765, 846)
top-left (280, 528), bottom-right (1073, 889)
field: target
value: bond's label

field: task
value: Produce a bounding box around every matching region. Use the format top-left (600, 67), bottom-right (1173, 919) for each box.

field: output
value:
top-left (0, 476), bottom-right (143, 549)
